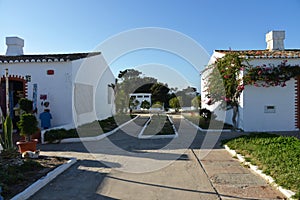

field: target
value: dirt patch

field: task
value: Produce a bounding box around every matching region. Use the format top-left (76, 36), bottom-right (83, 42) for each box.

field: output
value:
top-left (0, 155), bottom-right (69, 199)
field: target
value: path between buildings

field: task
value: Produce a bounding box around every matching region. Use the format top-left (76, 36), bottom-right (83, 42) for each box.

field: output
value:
top-left (30, 115), bottom-right (285, 200)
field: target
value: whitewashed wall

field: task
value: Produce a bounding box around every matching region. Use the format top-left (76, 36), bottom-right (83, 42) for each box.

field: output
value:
top-left (72, 54), bottom-right (115, 126)
top-left (201, 53), bottom-right (300, 131)
top-left (242, 59), bottom-right (300, 131)
top-left (0, 61), bottom-right (73, 127)
top-left (242, 80), bottom-right (296, 131)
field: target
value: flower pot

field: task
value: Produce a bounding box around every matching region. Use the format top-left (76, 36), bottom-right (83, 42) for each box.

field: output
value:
top-left (16, 139), bottom-right (38, 153)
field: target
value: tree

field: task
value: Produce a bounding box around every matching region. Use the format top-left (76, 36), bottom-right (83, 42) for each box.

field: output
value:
top-left (175, 86), bottom-right (197, 107)
top-left (150, 83), bottom-right (170, 108)
top-left (141, 100), bottom-right (151, 109)
top-left (169, 97), bottom-right (182, 112)
top-left (115, 69), bottom-right (157, 113)
top-left (129, 96), bottom-right (139, 110)
top-left (191, 96), bottom-right (201, 110)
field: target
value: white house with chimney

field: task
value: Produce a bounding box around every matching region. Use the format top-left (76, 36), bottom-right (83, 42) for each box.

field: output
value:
top-left (201, 30), bottom-right (300, 132)
top-left (0, 36), bottom-right (115, 128)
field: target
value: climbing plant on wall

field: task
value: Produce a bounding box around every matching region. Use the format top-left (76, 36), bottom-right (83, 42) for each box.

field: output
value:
top-left (204, 53), bottom-right (300, 130)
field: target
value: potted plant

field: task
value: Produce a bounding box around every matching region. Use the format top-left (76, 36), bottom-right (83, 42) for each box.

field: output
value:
top-left (16, 113), bottom-right (39, 153)
top-left (18, 98), bottom-right (33, 114)
top-left (18, 98), bottom-right (41, 141)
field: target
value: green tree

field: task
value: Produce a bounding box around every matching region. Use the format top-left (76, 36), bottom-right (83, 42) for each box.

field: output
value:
top-left (115, 69), bottom-right (157, 113)
top-left (191, 96), bottom-right (201, 110)
top-left (150, 83), bottom-right (170, 108)
top-left (141, 100), bottom-right (150, 109)
top-left (175, 86), bottom-right (197, 107)
top-left (169, 97), bottom-right (182, 112)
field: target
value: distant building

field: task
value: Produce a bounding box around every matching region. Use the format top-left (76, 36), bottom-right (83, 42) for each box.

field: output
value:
top-left (129, 93), bottom-right (151, 110)
top-left (0, 36), bottom-right (115, 128)
top-left (201, 30), bottom-right (300, 131)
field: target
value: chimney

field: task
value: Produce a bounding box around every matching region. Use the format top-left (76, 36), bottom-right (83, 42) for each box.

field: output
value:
top-left (266, 30), bottom-right (285, 51)
top-left (5, 36), bottom-right (24, 56)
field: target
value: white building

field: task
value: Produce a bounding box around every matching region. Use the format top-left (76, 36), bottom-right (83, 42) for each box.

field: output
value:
top-left (0, 36), bottom-right (115, 128)
top-left (129, 93), bottom-right (151, 110)
top-left (201, 30), bottom-right (300, 132)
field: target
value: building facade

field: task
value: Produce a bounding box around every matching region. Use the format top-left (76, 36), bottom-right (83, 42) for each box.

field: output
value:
top-left (201, 31), bottom-right (300, 132)
top-left (0, 37), bottom-right (115, 128)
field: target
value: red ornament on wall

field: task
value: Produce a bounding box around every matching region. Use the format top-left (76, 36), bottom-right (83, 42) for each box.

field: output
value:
top-left (47, 70), bottom-right (54, 75)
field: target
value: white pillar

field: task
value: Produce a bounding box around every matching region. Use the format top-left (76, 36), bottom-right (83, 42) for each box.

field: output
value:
top-left (5, 68), bottom-right (9, 116)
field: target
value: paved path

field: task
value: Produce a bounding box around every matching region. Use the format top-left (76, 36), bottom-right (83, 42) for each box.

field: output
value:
top-left (30, 115), bottom-right (285, 200)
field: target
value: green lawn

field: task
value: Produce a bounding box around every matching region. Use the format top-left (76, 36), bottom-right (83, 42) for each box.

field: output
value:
top-left (44, 114), bottom-right (136, 143)
top-left (223, 133), bottom-right (300, 199)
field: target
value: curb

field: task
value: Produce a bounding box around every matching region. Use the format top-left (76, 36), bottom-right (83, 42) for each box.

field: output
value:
top-left (42, 115), bottom-right (139, 144)
top-left (11, 157), bottom-right (77, 200)
top-left (138, 115), bottom-right (178, 139)
top-left (224, 145), bottom-right (296, 199)
top-left (183, 117), bottom-right (231, 132)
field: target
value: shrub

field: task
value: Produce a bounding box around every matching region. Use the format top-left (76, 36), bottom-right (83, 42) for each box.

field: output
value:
top-left (141, 100), bottom-right (151, 109)
top-left (44, 129), bottom-right (78, 143)
top-left (18, 98), bottom-right (33, 114)
top-left (17, 113), bottom-right (38, 141)
top-left (199, 108), bottom-right (216, 121)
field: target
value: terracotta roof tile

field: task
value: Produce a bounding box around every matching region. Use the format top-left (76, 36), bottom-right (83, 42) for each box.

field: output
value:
top-left (0, 52), bottom-right (101, 63)
top-left (215, 49), bottom-right (300, 59)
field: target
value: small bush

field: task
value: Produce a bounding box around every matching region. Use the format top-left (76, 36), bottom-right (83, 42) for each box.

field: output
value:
top-left (44, 129), bottom-right (78, 143)
top-left (199, 108), bottom-right (216, 121)
top-left (19, 98), bottom-right (33, 113)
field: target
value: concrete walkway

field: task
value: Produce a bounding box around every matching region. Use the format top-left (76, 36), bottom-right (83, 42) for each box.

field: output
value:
top-left (30, 115), bottom-right (285, 200)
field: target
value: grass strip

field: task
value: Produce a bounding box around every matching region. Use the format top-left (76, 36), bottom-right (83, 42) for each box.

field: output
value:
top-left (143, 115), bottom-right (175, 136)
top-left (222, 133), bottom-right (300, 199)
top-left (44, 114), bottom-right (136, 143)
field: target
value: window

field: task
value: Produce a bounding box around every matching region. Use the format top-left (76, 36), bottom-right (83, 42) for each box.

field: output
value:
top-left (264, 105), bottom-right (276, 113)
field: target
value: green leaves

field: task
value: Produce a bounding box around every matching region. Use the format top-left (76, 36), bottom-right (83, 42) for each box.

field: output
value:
top-left (243, 61), bottom-right (300, 87)
top-left (0, 116), bottom-right (13, 150)
top-left (17, 113), bottom-right (38, 140)
top-left (204, 53), bottom-right (245, 108)
top-left (205, 54), bottom-right (300, 109)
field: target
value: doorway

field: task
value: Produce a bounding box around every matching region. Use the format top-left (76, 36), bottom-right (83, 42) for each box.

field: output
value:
top-left (0, 76), bottom-right (26, 125)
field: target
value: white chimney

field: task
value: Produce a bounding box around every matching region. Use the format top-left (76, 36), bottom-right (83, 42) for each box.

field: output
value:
top-left (5, 36), bottom-right (24, 56)
top-left (266, 30), bottom-right (285, 51)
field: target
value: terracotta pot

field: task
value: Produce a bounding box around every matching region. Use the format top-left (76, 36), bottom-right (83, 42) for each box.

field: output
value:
top-left (16, 139), bottom-right (38, 153)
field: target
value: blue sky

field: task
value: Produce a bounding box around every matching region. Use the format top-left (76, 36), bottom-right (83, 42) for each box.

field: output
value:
top-left (1, 0), bottom-right (300, 91)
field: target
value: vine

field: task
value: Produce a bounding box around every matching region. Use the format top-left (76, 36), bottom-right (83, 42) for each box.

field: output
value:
top-left (204, 53), bottom-right (245, 108)
top-left (204, 53), bottom-right (300, 129)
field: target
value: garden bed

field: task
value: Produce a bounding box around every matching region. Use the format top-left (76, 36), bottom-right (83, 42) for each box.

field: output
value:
top-left (44, 114), bottom-right (136, 143)
top-left (222, 133), bottom-right (300, 199)
top-left (139, 115), bottom-right (177, 138)
top-left (0, 156), bottom-right (69, 199)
